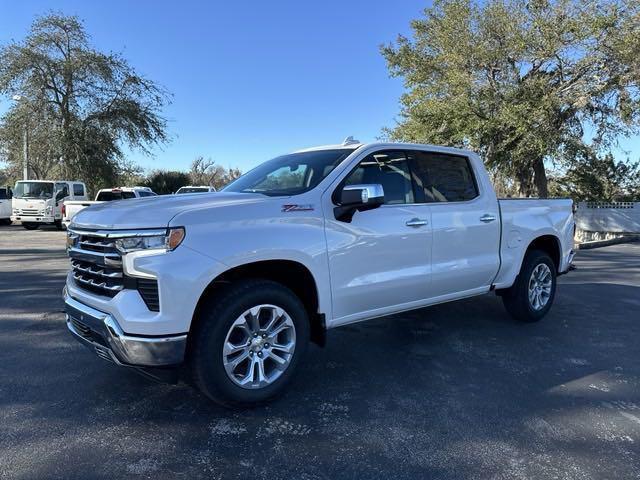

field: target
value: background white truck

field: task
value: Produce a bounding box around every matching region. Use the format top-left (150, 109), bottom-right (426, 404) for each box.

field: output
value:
top-left (0, 186), bottom-right (12, 225)
top-left (62, 187), bottom-right (156, 227)
top-left (12, 180), bottom-right (87, 230)
top-left (64, 140), bottom-right (575, 407)
top-left (175, 186), bottom-right (216, 194)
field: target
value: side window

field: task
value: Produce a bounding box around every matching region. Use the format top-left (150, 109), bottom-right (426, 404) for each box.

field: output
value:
top-left (0, 188), bottom-right (7, 200)
top-left (73, 184), bottom-right (85, 197)
top-left (407, 151), bottom-right (478, 202)
top-left (344, 150), bottom-right (414, 205)
top-left (55, 183), bottom-right (69, 200)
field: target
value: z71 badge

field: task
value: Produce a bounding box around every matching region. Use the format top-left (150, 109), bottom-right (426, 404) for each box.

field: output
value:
top-left (281, 204), bottom-right (314, 212)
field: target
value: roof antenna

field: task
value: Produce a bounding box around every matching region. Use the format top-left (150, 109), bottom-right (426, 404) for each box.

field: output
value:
top-left (342, 136), bottom-right (360, 146)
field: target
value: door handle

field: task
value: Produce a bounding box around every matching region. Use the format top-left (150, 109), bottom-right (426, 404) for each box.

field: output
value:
top-left (480, 214), bottom-right (497, 223)
top-left (406, 218), bottom-right (428, 227)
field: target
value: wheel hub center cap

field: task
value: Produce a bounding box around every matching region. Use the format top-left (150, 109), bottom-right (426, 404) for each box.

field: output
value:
top-left (251, 337), bottom-right (265, 350)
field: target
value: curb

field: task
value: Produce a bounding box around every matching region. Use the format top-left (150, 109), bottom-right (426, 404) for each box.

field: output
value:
top-left (576, 236), bottom-right (640, 250)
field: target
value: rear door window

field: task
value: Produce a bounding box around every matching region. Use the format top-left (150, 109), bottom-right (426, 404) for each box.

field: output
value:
top-left (73, 184), bottom-right (85, 197)
top-left (407, 151), bottom-right (478, 202)
top-left (96, 191), bottom-right (136, 201)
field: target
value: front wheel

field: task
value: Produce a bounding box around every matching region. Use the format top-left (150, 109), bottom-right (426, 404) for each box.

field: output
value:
top-left (22, 223), bottom-right (39, 230)
top-left (501, 249), bottom-right (557, 323)
top-left (189, 279), bottom-right (310, 407)
top-left (54, 220), bottom-right (64, 230)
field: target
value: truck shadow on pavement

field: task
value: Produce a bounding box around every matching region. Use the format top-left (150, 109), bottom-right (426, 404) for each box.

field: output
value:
top-left (1, 279), bottom-right (639, 479)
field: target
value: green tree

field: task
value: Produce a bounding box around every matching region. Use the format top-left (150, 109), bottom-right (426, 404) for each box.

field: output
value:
top-left (382, 0), bottom-right (640, 197)
top-left (0, 13), bottom-right (170, 193)
top-left (550, 152), bottom-right (640, 201)
top-left (144, 170), bottom-right (190, 195)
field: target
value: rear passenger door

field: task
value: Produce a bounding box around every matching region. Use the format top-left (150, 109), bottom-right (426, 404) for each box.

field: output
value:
top-left (406, 150), bottom-right (500, 298)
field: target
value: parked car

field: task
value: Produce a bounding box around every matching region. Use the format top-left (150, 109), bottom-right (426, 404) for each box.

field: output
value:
top-left (0, 186), bottom-right (12, 225)
top-left (175, 185), bottom-right (216, 194)
top-left (12, 180), bottom-right (87, 230)
top-left (62, 187), bottom-right (156, 228)
top-left (64, 140), bottom-right (575, 407)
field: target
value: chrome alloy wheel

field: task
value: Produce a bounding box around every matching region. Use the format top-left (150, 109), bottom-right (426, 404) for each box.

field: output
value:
top-left (528, 263), bottom-right (553, 311)
top-left (222, 304), bottom-right (296, 389)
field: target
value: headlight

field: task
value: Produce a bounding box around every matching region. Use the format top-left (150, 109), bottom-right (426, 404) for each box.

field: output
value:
top-left (46, 206), bottom-right (53, 215)
top-left (12, 208), bottom-right (19, 214)
top-left (115, 227), bottom-right (185, 253)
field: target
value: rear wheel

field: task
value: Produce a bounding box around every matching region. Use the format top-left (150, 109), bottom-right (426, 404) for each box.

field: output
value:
top-left (501, 249), bottom-right (557, 323)
top-left (22, 223), bottom-right (39, 230)
top-left (189, 279), bottom-right (309, 407)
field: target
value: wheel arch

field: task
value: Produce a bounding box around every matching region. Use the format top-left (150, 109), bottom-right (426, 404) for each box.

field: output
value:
top-left (190, 259), bottom-right (326, 347)
top-left (526, 234), bottom-right (561, 272)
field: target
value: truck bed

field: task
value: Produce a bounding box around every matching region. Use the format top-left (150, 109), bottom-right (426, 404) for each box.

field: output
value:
top-left (493, 198), bottom-right (575, 289)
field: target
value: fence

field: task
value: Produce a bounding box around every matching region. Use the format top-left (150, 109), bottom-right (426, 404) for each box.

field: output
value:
top-left (575, 202), bottom-right (640, 240)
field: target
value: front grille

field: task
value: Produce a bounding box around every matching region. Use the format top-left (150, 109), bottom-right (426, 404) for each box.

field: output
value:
top-left (68, 230), bottom-right (160, 312)
top-left (71, 259), bottom-right (124, 297)
top-left (70, 233), bottom-right (124, 298)
top-left (21, 209), bottom-right (41, 216)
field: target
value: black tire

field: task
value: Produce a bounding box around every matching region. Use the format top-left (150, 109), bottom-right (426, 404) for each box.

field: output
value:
top-left (189, 279), bottom-right (310, 408)
top-left (501, 249), bottom-right (557, 323)
top-left (54, 220), bottom-right (64, 230)
top-left (0, 218), bottom-right (11, 226)
top-left (22, 223), bottom-right (39, 230)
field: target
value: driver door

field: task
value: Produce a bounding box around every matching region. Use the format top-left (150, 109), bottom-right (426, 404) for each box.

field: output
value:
top-left (324, 150), bottom-right (432, 325)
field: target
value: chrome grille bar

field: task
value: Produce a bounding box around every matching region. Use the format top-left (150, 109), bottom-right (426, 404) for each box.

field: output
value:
top-left (71, 260), bottom-right (123, 278)
top-left (73, 273), bottom-right (124, 292)
top-left (69, 231), bottom-right (125, 297)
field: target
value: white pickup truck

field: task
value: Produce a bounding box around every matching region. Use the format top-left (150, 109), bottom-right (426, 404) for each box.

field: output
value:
top-left (0, 186), bottom-right (12, 225)
top-left (175, 185), bottom-right (216, 194)
top-left (62, 187), bottom-right (156, 227)
top-left (64, 141), bottom-right (575, 407)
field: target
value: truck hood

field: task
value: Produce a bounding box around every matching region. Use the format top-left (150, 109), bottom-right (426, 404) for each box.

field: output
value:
top-left (71, 192), bottom-right (267, 230)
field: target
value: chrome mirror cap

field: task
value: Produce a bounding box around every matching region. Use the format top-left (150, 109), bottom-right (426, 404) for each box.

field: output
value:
top-left (342, 184), bottom-right (384, 205)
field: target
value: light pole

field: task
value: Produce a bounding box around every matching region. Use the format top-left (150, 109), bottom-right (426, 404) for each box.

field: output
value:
top-left (12, 95), bottom-right (29, 180)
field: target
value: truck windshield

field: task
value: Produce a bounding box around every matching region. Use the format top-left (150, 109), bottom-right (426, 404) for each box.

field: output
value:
top-left (96, 191), bottom-right (137, 201)
top-left (223, 149), bottom-right (356, 196)
top-left (13, 182), bottom-right (54, 199)
top-left (177, 187), bottom-right (210, 194)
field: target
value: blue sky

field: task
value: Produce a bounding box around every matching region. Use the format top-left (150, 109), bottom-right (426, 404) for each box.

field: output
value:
top-left (0, 0), bottom-right (638, 174)
top-left (0, 0), bottom-right (430, 173)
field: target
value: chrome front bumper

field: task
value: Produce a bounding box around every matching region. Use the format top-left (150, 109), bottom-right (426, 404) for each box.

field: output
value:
top-left (64, 290), bottom-right (187, 367)
top-left (11, 215), bottom-right (55, 223)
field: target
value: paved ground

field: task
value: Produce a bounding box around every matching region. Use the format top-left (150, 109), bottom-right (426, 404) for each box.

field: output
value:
top-left (1, 223), bottom-right (639, 479)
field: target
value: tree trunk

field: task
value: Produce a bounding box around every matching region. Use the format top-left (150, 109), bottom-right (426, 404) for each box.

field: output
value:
top-left (515, 167), bottom-right (534, 197)
top-left (532, 157), bottom-right (548, 198)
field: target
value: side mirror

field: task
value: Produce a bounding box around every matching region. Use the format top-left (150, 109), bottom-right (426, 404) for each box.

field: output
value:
top-left (334, 184), bottom-right (384, 222)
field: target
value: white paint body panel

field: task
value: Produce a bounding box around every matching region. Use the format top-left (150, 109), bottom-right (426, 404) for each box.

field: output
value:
top-left (67, 142), bottom-right (575, 336)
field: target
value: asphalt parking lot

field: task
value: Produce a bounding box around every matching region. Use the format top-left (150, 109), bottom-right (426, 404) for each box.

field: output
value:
top-left (1, 224), bottom-right (639, 479)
